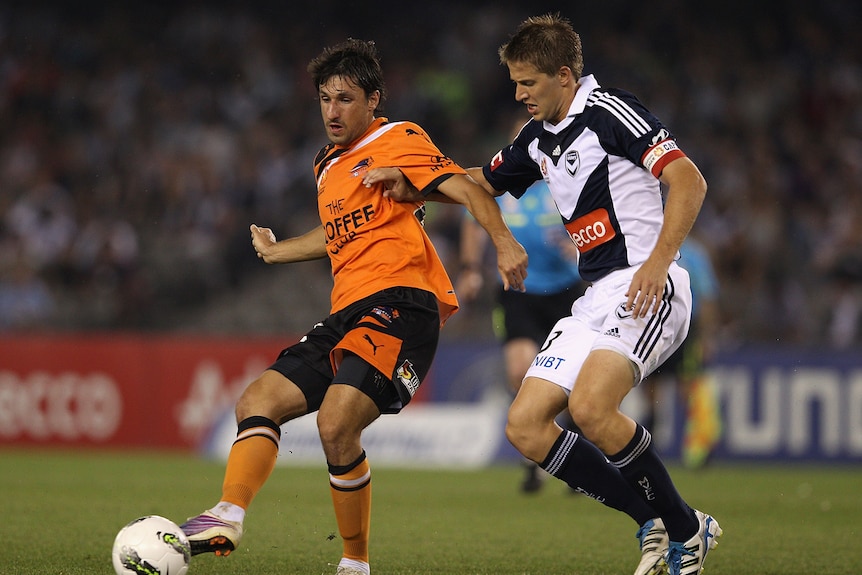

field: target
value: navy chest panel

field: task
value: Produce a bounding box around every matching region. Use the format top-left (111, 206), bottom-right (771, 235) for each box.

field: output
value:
top-left (538, 125), bottom-right (583, 169)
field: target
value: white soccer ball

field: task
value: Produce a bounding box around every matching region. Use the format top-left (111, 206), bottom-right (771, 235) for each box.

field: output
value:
top-left (112, 515), bottom-right (191, 575)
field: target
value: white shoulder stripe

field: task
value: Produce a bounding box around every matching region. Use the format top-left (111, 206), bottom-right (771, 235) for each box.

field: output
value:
top-left (352, 121), bottom-right (404, 152)
top-left (587, 92), bottom-right (650, 136)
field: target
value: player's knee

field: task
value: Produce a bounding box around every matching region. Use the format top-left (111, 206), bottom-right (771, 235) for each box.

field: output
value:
top-left (316, 409), bottom-right (355, 451)
top-left (234, 374), bottom-right (286, 422)
top-left (568, 396), bottom-right (605, 440)
top-left (235, 381), bottom-right (267, 421)
top-left (505, 404), bottom-right (537, 455)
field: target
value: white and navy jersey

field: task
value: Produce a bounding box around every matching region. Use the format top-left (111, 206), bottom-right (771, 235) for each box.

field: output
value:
top-left (482, 74), bottom-right (686, 282)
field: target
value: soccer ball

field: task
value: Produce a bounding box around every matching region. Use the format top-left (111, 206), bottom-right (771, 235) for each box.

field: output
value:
top-left (112, 515), bottom-right (191, 575)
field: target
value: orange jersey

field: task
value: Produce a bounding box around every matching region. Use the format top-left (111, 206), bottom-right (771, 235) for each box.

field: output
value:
top-left (313, 117), bottom-right (460, 324)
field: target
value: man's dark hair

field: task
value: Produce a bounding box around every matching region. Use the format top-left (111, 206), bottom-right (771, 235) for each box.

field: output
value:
top-left (307, 38), bottom-right (387, 109)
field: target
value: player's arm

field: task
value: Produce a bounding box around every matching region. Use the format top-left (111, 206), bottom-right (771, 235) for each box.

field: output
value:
top-left (250, 223), bottom-right (328, 264)
top-left (363, 167), bottom-right (452, 203)
top-left (362, 166), bottom-right (527, 291)
top-left (362, 167), bottom-right (526, 290)
top-left (435, 173), bottom-right (527, 292)
top-left (363, 166), bottom-right (502, 202)
top-left (626, 156), bottom-right (707, 317)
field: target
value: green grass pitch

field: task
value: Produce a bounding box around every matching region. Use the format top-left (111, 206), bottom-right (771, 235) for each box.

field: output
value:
top-left (2, 448), bottom-right (860, 574)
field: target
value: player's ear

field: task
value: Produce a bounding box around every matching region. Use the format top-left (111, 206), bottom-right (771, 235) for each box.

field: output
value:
top-left (368, 89), bottom-right (380, 112)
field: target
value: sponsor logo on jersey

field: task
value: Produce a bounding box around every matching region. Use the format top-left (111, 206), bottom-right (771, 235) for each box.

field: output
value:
top-left (429, 154), bottom-right (455, 172)
top-left (490, 150), bottom-right (504, 171)
top-left (564, 208), bottom-right (615, 253)
top-left (325, 203), bottom-right (376, 254)
top-left (643, 138), bottom-right (679, 173)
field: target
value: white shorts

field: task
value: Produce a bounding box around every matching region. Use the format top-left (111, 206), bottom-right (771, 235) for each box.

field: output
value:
top-left (524, 262), bottom-right (692, 392)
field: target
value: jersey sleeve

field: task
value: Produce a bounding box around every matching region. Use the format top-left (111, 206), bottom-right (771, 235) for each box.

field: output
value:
top-left (590, 88), bottom-right (686, 178)
top-left (481, 127), bottom-right (543, 199)
top-left (384, 122), bottom-right (466, 194)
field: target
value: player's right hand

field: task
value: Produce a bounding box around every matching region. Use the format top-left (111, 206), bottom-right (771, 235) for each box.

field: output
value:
top-left (363, 167), bottom-right (423, 201)
top-left (250, 224), bottom-right (277, 262)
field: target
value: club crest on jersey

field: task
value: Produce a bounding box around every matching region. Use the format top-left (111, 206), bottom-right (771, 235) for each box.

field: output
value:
top-left (565, 150), bottom-right (580, 176)
top-left (396, 359), bottom-right (421, 397)
top-left (350, 157), bottom-right (374, 177)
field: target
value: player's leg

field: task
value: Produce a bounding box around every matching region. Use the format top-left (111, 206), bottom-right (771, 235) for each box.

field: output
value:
top-left (181, 320), bottom-right (336, 557)
top-left (317, 354), bottom-right (390, 575)
top-left (508, 374), bottom-right (667, 575)
top-left (575, 362), bottom-right (719, 575)
top-left (572, 264), bottom-right (720, 574)
top-left (181, 366), bottom-right (313, 556)
top-left (320, 287), bottom-right (440, 575)
top-left (508, 376), bottom-right (657, 522)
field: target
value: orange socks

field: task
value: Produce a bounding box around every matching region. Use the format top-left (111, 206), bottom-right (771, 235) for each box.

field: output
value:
top-left (329, 452), bottom-right (372, 564)
top-left (221, 416), bottom-right (281, 509)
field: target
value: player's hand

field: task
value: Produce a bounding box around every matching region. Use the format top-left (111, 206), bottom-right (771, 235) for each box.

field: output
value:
top-left (363, 167), bottom-right (423, 201)
top-left (250, 224), bottom-right (277, 263)
top-left (496, 238), bottom-right (528, 293)
top-left (625, 256), bottom-right (669, 318)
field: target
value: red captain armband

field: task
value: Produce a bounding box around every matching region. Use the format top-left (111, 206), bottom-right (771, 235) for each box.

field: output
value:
top-left (642, 139), bottom-right (685, 177)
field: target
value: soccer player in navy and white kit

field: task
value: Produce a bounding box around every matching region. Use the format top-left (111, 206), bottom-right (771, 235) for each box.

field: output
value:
top-left (366, 12), bottom-right (721, 575)
top-left (482, 14), bottom-right (721, 575)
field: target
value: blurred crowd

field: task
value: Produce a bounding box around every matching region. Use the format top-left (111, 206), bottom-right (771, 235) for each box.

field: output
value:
top-left (0, 1), bottom-right (860, 350)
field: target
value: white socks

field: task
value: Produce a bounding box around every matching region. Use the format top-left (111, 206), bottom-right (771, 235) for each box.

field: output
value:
top-left (211, 501), bottom-right (246, 524)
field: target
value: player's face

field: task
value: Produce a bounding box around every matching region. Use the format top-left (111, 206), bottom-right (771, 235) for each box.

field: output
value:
top-left (507, 60), bottom-right (572, 125)
top-left (318, 75), bottom-right (379, 146)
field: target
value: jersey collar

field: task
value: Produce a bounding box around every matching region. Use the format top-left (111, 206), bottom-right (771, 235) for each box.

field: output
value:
top-left (544, 74), bottom-right (599, 135)
top-left (571, 74), bottom-right (599, 116)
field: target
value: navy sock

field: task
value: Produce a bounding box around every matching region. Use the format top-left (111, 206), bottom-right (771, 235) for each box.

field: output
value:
top-left (540, 430), bottom-right (656, 526)
top-left (608, 424), bottom-right (698, 541)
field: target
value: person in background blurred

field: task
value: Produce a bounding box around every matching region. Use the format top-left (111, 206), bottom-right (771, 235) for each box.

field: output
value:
top-left (178, 38), bottom-right (527, 575)
top-left (457, 117), bottom-right (586, 493)
top-left (641, 235), bottom-right (722, 469)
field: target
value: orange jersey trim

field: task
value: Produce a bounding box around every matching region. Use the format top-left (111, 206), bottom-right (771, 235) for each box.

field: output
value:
top-left (314, 118), bottom-right (460, 324)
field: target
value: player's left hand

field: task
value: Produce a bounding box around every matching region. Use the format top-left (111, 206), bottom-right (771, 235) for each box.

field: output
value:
top-left (625, 256), bottom-right (669, 318)
top-left (363, 167), bottom-right (423, 201)
top-left (496, 238), bottom-right (528, 293)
